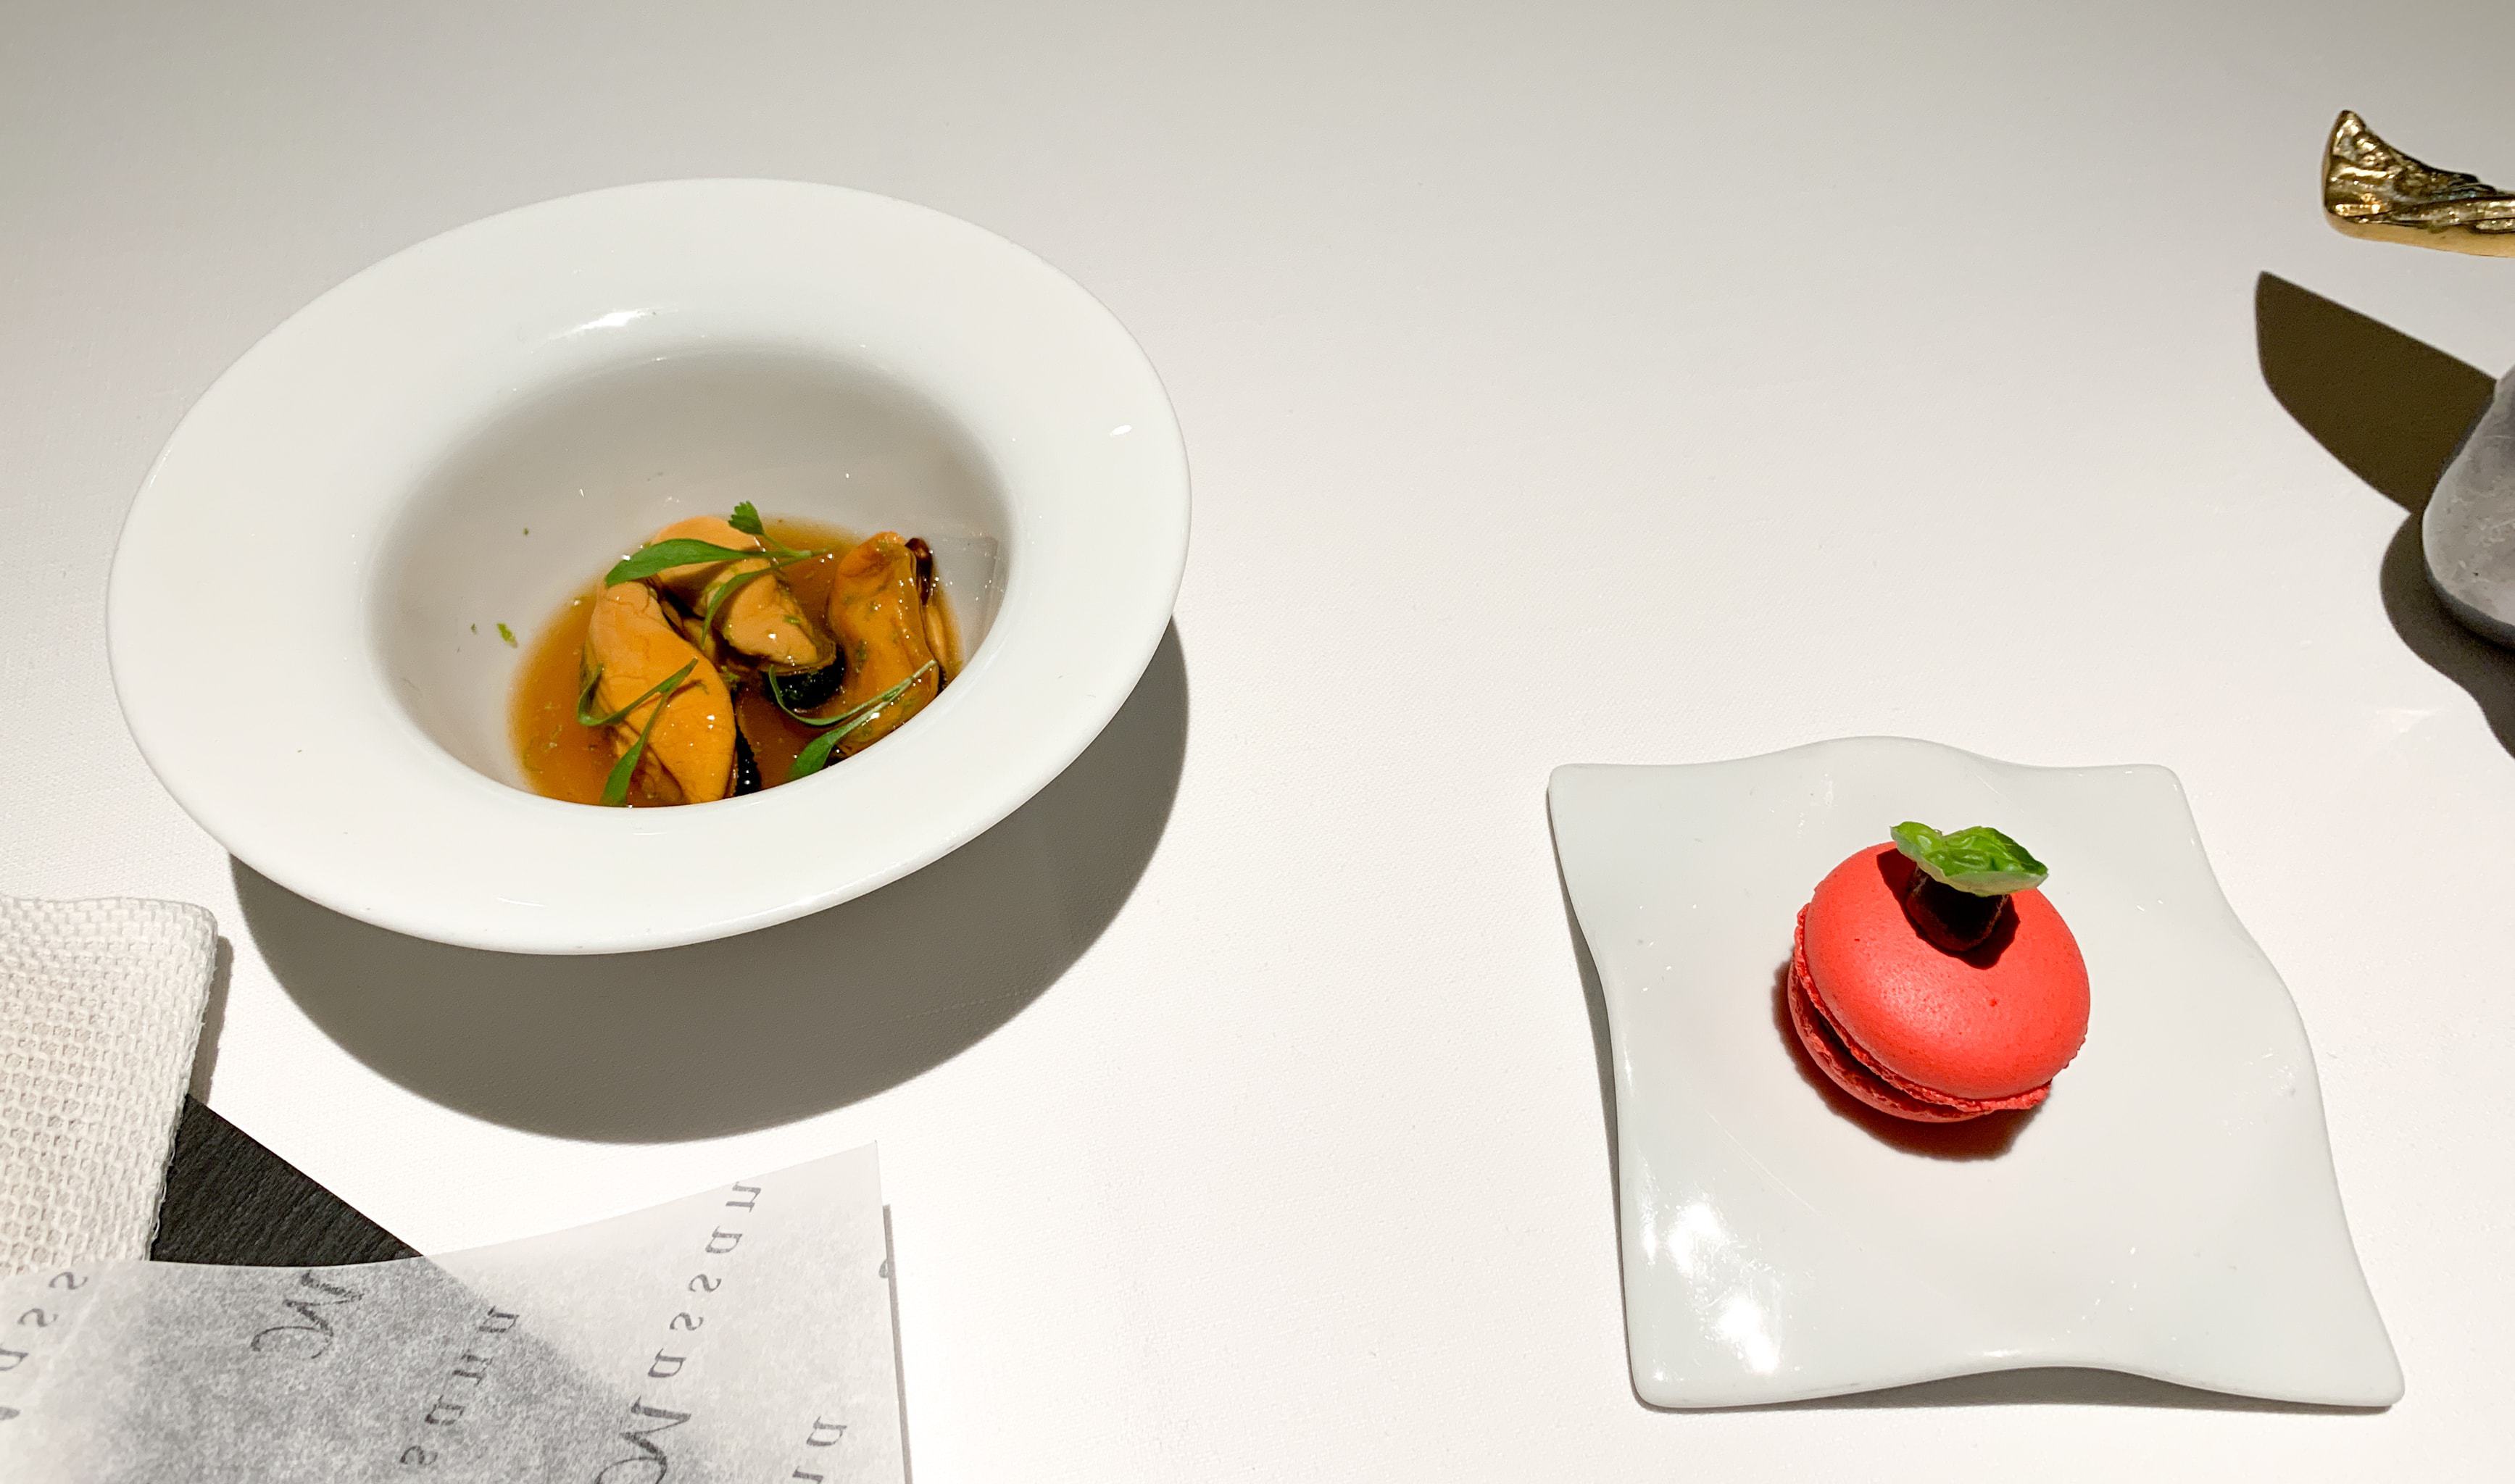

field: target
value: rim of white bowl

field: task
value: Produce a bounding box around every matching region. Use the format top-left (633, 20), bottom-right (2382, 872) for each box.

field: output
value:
top-left (108, 180), bottom-right (1189, 954)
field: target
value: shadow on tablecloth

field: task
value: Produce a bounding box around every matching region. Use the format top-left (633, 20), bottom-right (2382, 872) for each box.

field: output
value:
top-left (233, 624), bottom-right (1189, 1141)
top-left (2255, 272), bottom-right (2515, 756)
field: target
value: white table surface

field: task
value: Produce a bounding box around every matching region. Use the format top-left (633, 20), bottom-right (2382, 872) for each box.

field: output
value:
top-left (5, 1), bottom-right (2511, 1477)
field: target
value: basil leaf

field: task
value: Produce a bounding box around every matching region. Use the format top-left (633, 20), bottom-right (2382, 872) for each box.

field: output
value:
top-left (604, 539), bottom-right (760, 586)
top-left (1890, 821), bottom-right (2048, 897)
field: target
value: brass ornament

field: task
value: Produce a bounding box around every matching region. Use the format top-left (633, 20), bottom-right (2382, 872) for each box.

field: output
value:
top-left (2323, 110), bottom-right (2515, 257)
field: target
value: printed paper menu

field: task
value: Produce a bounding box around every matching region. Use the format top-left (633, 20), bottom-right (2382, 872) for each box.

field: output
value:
top-left (0, 1143), bottom-right (904, 1481)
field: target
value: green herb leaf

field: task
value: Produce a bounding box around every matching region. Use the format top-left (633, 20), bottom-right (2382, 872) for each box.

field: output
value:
top-left (697, 552), bottom-right (814, 629)
top-left (770, 661), bottom-right (934, 730)
top-left (765, 670), bottom-right (823, 725)
top-left (604, 539), bottom-right (760, 586)
top-left (1890, 822), bottom-right (2048, 897)
top-left (786, 724), bottom-right (849, 781)
top-left (784, 664), bottom-right (937, 780)
top-left (583, 659), bottom-right (700, 806)
top-left (496, 622), bottom-right (517, 647)
top-left (700, 564), bottom-right (767, 627)
top-left (734, 502), bottom-right (819, 562)
top-left (576, 660), bottom-right (699, 730)
top-left (602, 702), bottom-right (665, 806)
top-left (575, 660), bottom-right (605, 727)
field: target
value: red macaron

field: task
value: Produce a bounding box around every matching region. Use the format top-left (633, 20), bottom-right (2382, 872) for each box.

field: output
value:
top-left (1787, 843), bottom-right (2089, 1122)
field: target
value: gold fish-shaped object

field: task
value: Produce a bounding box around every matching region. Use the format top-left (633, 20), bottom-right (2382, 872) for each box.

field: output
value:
top-left (2324, 110), bottom-right (2515, 257)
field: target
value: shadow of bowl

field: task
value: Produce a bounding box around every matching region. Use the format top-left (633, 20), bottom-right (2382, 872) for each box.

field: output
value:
top-left (238, 625), bottom-right (1189, 1142)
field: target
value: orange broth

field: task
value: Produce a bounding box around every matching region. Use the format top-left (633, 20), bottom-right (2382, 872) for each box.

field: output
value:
top-left (507, 515), bottom-right (960, 806)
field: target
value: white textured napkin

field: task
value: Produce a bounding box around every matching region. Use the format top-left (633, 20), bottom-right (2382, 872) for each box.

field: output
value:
top-left (0, 896), bottom-right (216, 1276)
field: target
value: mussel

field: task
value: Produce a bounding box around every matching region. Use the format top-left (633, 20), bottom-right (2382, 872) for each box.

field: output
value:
top-left (645, 515), bottom-right (832, 670)
top-left (558, 513), bottom-right (950, 806)
top-left (820, 531), bottom-right (947, 756)
top-left (584, 582), bottom-right (739, 804)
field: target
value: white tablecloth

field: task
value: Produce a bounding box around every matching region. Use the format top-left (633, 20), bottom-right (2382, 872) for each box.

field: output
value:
top-left (4, 2), bottom-right (2510, 1477)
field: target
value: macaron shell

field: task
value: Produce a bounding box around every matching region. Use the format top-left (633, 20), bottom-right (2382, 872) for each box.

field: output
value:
top-left (1790, 909), bottom-right (2050, 1120)
top-left (1800, 844), bottom-right (2089, 1101)
top-left (1785, 938), bottom-right (1998, 1122)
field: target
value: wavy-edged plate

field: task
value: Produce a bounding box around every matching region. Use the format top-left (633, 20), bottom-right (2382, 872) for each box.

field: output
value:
top-left (1549, 738), bottom-right (2399, 1408)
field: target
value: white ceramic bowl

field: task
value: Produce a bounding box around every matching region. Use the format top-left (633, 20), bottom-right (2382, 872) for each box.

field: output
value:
top-left (109, 181), bottom-right (1189, 953)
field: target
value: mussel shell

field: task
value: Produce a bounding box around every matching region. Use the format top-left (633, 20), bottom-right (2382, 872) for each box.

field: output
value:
top-left (770, 661), bottom-right (844, 711)
top-left (907, 536), bottom-right (937, 602)
top-left (731, 732), bottom-right (762, 796)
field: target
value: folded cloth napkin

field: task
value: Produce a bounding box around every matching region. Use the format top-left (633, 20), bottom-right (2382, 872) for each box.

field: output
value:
top-left (0, 896), bottom-right (216, 1276)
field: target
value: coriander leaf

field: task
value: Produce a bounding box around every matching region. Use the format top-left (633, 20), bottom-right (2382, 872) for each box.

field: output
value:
top-left (604, 538), bottom-right (760, 586)
top-left (496, 622), bottom-right (517, 647)
top-left (1890, 821), bottom-right (2048, 897)
top-left (728, 501), bottom-right (766, 537)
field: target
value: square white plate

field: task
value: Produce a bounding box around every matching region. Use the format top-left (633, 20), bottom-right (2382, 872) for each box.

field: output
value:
top-left (1549, 738), bottom-right (2400, 1408)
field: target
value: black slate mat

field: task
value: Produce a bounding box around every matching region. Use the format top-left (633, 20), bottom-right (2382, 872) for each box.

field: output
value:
top-left (150, 1096), bottom-right (416, 1266)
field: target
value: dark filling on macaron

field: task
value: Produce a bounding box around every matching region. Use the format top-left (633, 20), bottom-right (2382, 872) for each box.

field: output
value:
top-left (1900, 870), bottom-right (2008, 954)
